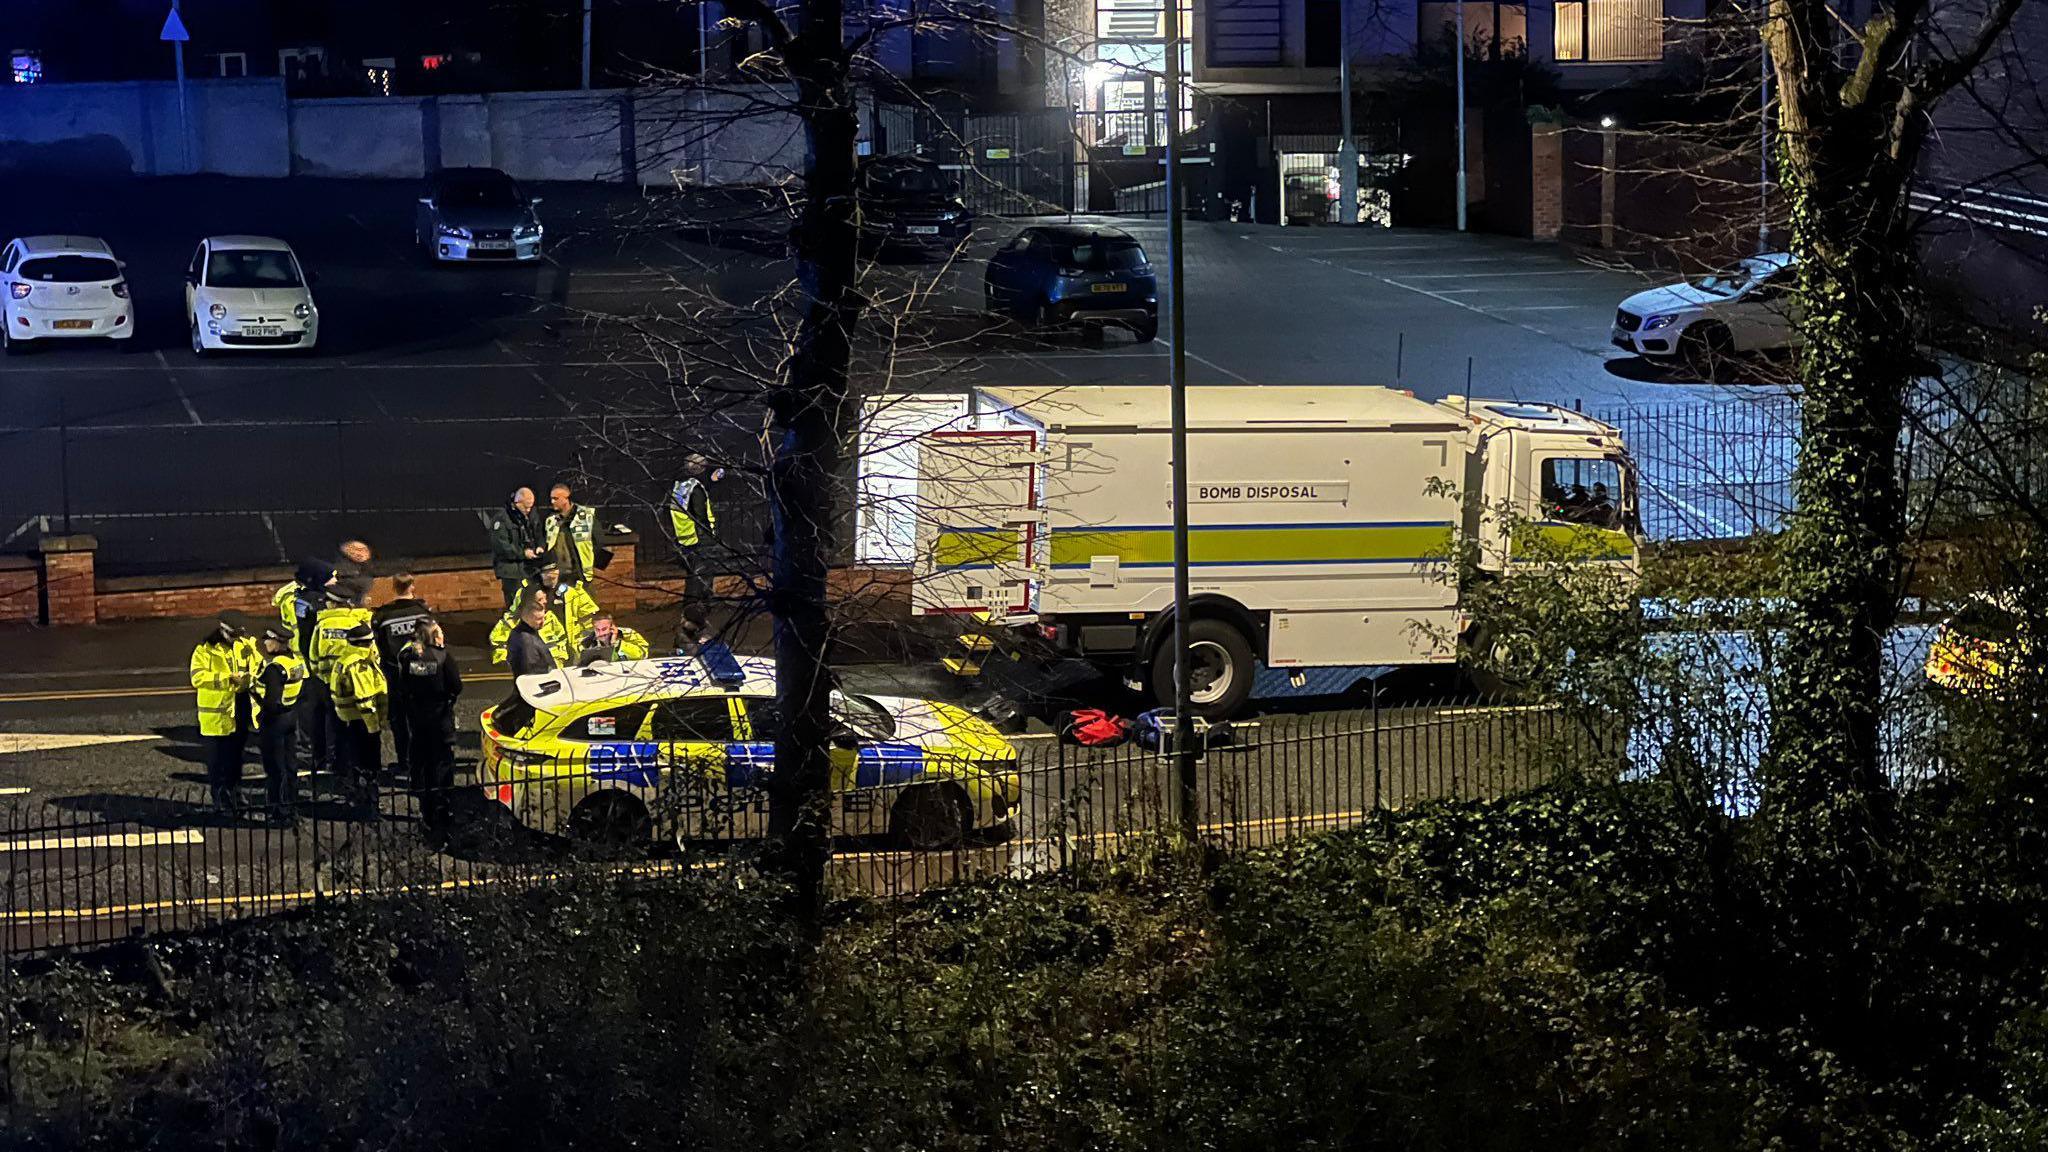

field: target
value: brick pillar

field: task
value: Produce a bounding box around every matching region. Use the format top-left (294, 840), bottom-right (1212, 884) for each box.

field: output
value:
top-left (597, 538), bottom-right (640, 609)
top-left (1530, 123), bottom-right (1564, 241)
top-left (38, 534), bottom-right (98, 626)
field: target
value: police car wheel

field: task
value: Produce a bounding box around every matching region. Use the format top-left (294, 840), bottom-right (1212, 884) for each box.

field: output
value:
top-left (567, 791), bottom-right (651, 849)
top-left (892, 783), bottom-right (970, 851)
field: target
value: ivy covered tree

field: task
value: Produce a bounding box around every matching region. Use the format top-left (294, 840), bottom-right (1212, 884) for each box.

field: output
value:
top-left (1761, 0), bottom-right (2023, 843)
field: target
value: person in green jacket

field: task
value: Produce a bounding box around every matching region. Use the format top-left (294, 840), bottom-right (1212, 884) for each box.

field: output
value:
top-left (486, 487), bottom-right (543, 607)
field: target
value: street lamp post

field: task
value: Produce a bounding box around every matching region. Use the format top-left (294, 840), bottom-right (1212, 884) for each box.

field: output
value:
top-left (1163, 0), bottom-right (1196, 839)
top-left (1454, 0), bottom-right (1467, 231)
top-left (1337, 0), bottom-right (1358, 224)
top-left (582, 0), bottom-right (594, 89)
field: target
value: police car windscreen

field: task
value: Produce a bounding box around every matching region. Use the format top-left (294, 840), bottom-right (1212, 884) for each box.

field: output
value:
top-left (21, 255), bottom-right (119, 283)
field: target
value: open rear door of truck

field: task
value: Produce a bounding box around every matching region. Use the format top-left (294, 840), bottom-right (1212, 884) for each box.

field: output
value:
top-left (912, 428), bottom-right (1043, 617)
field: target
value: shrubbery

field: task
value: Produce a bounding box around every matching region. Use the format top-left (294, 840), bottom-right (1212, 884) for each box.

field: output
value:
top-left (5, 775), bottom-right (2047, 1151)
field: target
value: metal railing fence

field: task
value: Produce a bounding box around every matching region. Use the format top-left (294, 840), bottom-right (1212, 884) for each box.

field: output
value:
top-left (0, 696), bottom-right (1607, 958)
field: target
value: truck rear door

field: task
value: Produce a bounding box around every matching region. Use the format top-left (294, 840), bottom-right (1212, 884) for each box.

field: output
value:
top-left (912, 428), bottom-right (1044, 617)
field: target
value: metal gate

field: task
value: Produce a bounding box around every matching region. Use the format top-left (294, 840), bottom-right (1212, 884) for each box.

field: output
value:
top-left (877, 106), bottom-right (1078, 216)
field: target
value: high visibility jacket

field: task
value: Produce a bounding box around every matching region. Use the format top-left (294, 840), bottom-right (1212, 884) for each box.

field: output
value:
top-left (489, 580), bottom-right (598, 665)
top-left (331, 647), bottom-right (389, 733)
top-left (271, 582), bottom-right (300, 644)
top-left (189, 642), bottom-right (246, 737)
top-left (546, 504), bottom-right (598, 581)
top-left (578, 625), bottom-right (651, 665)
top-left (668, 478), bottom-right (716, 548)
top-left (310, 606), bottom-right (373, 681)
top-left (265, 651), bottom-right (308, 710)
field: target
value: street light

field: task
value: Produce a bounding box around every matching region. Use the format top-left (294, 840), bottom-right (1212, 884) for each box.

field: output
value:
top-left (1454, 0), bottom-right (1467, 231)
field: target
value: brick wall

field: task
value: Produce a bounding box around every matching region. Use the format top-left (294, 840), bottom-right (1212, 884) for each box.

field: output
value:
top-left (0, 557), bottom-right (37, 625)
top-left (1530, 124), bottom-right (1564, 241)
top-left (38, 536), bottom-right (98, 626)
top-left (8, 535), bottom-right (913, 629)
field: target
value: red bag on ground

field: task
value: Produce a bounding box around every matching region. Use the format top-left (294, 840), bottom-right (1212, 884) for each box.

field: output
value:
top-left (1060, 708), bottom-right (1131, 747)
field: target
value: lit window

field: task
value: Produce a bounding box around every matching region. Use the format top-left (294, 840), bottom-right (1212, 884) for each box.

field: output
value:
top-left (1554, 0), bottom-right (1660, 63)
top-left (10, 51), bottom-right (41, 85)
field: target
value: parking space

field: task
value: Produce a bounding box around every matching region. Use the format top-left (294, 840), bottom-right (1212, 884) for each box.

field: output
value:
top-left (0, 175), bottom-right (1785, 574)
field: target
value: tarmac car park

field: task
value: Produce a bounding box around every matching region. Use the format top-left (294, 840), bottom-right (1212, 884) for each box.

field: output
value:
top-left (478, 646), bottom-right (1023, 849)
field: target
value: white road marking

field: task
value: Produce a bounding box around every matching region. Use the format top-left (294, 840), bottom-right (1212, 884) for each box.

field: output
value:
top-left (1488, 304), bottom-right (1599, 312)
top-left (1396, 269), bottom-right (1604, 279)
top-left (0, 358), bottom-right (669, 375)
top-left (155, 349), bottom-right (204, 424)
top-left (1156, 336), bottom-right (1254, 383)
top-left (496, 337), bottom-right (575, 406)
top-left (0, 829), bottom-right (204, 853)
top-left (0, 733), bottom-right (161, 755)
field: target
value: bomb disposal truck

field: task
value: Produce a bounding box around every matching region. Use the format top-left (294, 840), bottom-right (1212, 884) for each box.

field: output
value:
top-left (858, 386), bottom-right (1641, 717)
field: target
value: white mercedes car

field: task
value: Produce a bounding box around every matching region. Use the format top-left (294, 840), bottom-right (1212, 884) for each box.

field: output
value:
top-left (1611, 252), bottom-right (1801, 374)
top-left (185, 236), bottom-right (319, 355)
top-left (0, 235), bottom-right (134, 353)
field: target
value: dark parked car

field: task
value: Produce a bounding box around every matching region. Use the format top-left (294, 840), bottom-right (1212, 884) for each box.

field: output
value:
top-left (984, 224), bottom-right (1158, 342)
top-left (857, 156), bottom-right (972, 253)
top-left (416, 167), bottom-right (544, 262)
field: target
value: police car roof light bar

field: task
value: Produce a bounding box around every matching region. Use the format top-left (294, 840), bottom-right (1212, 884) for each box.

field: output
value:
top-left (699, 642), bottom-right (748, 687)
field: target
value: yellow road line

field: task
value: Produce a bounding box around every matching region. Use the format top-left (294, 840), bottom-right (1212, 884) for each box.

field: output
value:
top-left (0, 829), bottom-right (203, 854)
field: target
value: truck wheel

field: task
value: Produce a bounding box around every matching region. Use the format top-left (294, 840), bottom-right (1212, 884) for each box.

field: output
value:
top-left (1151, 617), bottom-right (1256, 719)
top-left (892, 783), bottom-right (970, 850)
top-left (567, 791), bottom-right (650, 850)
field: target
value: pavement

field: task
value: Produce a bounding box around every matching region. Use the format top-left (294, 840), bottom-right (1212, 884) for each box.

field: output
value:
top-left (0, 175), bottom-right (1789, 577)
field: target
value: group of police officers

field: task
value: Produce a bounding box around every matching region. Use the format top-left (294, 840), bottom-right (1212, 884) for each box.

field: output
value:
top-left (187, 463), bottom-right (721, 828)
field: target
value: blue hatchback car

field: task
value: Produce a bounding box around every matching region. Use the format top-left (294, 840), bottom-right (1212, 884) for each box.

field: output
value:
top-left (983, 224), bottom-right (1158, 342)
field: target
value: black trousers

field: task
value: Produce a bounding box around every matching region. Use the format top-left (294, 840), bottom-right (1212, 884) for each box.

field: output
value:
top-left (203, 730), bottom-right (247, 810)
top-left (500, 575), bottom-right (524, 608)
top-left (297, 675), bottom-right (333, 768)
top-left (336, 717), bottom-right (383, 816)
top-left (384, 667), bottom-right (411, 772)
top-left (258, 714), bottom-right (298, 814)
top-left (675, 550), bottom-right (711, 648)
top-left (405, 713), bottom-right (457, 828)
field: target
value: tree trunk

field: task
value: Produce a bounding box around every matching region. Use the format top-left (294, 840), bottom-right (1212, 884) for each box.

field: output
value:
top-left (1766, 115), bottom-right (1915, 843)
top-left (765, 3), bottom-right (861, 931)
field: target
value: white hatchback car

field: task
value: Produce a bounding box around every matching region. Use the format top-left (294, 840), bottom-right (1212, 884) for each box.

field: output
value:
top-left (0, 235), bottom-right (134, 353)
top-left (185, 236), bottom-right (318, 355)
top-left (1611, 252), bottom-right (1802, 374)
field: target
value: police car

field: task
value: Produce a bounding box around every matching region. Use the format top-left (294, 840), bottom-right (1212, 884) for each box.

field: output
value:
top-left (478, 645), bottom-right (1021, 849)
top-left (1925, 593), bottom-right (2027, 697)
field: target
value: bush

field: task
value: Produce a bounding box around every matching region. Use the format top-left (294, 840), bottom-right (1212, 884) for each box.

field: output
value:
top-left (4, 782), bottom-right (2047, 1151)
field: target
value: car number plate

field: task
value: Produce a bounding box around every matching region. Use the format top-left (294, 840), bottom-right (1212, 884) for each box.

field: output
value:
top-left (51, 319), bottom-right (92, 330)
top-left (476, 239), bottom-right (514, 250)
top-left (905, 225), bottom-right (940, 235)
top-left (1091, 283), bottom-right (1127, 293)
top-left (241, 325), bottom-right (282, 337)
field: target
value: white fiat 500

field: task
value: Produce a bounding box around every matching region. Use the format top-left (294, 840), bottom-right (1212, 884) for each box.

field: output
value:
top-left (185, 236), bottom-right (318, 355)
top-left (0, 235), bottom-right (134, 352)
